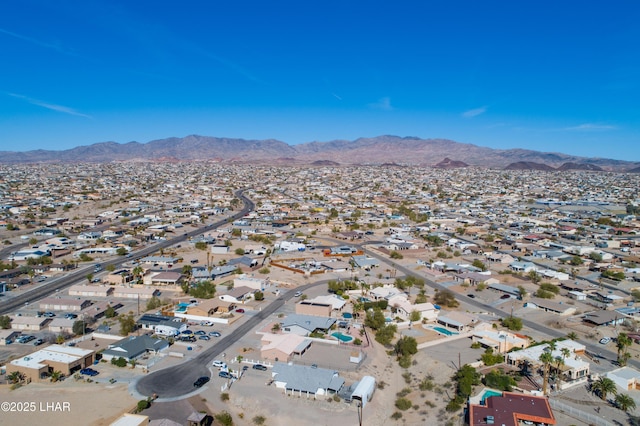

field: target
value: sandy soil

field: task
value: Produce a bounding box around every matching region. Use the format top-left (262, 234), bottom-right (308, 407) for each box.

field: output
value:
top-left (0, 380), bottom-right (137, 426)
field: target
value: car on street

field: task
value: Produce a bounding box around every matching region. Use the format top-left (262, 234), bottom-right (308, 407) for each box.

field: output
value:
top-left (193, 376), bottom-right (210, 387)
top-left (235, 308), bottom-right (245, 313)
top-left (599, 337), bottom-right (611, 345)
top-left (467, 294), bottom-right (475, 298)
top-left (198, 335), bottom-right (210, 341)
top-left (209, 331), bottom-right (221, 337)
top-left (252, 364), bottom-right (268, 371)
top-left (294, 291), bottom-right (302, 297)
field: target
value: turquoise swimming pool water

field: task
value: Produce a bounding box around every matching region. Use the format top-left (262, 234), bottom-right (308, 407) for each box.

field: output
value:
top-left (480, 389), bottom-right (502, 404)
top-left (331, 332), bottom-right (354, 342)
top-left (431, 326), bottom-right (458, 336)
top-left (175, 302), bottom-right (190, 312)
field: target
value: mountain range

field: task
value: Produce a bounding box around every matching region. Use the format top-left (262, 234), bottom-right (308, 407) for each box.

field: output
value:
top-left (2, 135), bottom-right (638, 172)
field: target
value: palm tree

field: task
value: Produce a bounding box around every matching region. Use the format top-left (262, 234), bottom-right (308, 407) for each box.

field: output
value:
top-left (615, 393), bottom-right (637, 412)
top-left (7, 371), bottom-right (24, 384)
top-left (617, 333), bottom-right (633, 366)
top-left (50, 370), bottom-right (63, 382)
top-left (592, 377), bottom-right (618, 401)
top-left (539, 351), bottom-right (554, 395)
top-left (554, 356), bottom-right (565, 389)
top-left (566, 332), bottom-right (578, 341)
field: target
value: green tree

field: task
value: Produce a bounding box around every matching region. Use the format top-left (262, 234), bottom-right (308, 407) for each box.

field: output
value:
top-left (116, 247), bottom-right (128, 256)
top-left (481, 348), bottom-right (504, 366)
top-left (483, 369), bottom-right (516, 391)
top-left (566, 332), bottom-right (578, 340)
top-left (409, 310), bottom-right (421, 322)
top-left (195, 241), bottom-right (208, 251)
top-left (454, 364), bottom-right (481, 399)
top-left (528, 270), bottom-right (541, 284)
top-left (592, 377), bottom-right (617, 401)
top-left (7, 371), bottom-right (25, 384)
top-left (146, 296), bottom-right (162, 311)
top-left (49, 370), bottom-right (63, 382)
top-left (254, 291), bottom-right (264, 301)
top-left (501, 316), bottom-right (523, 331)
top-left (374, 324), bottom-right (397, 346)
top-left (365, 308), bottom-right (386, 330)
top-left (433, 290), bottom-right (459, 308)
top-left (617, 333), bottom-right (633, 366)
top-left (539, 351), bottom-right (554, 395)
top-left (231, 228), bottom-right (242, 237)
top-left (472, 259), bottom-right (487, 271)
top-left (118, 312), bottom-right (136, 336)
top-left (389, 251), bottom-right (403, 259)
top-left (189, 280), bottom-right (216, 299)
top-left (615, 393), bottom-right (636, 412)
top-left (569, 255), bottom-right (583, 266)
top-left (72, 320), bottom-right (86, 336)
top-left (0, 315), bottom-right (12, 329)
top-left (517, 285), bottom-right (528, 300)
top-left (394, 336), bottom-right (418, 357)
top-left (235, 248), bottom-right (246, 256)
top-left (86, 273), bottom-right (94, 284)
top-left (105, 304), bottom-right (117, 318)
top-left (106, 264), bottom-right (116, 272)
top-left (214, 411), bottom-right (234, 426)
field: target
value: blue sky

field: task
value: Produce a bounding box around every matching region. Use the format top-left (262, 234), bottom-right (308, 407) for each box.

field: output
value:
top-left (1, 1), bottom-right (639, 160)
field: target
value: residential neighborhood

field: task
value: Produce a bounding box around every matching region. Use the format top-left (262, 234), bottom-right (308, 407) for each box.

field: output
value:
top-left (1, 162), bottom-right (640, 425)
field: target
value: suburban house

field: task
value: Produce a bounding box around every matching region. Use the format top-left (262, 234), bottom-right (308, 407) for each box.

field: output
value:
top-left (387, 294), bottom-right (438, 322)
top-left (260, 333), bottom-right (313, 362)
top-left (507, 340), bottom-right (589, 383)
top-left (471, 329), bottom-right (530, 353)
top-left (296, 294), bottom-right (347, 315)
top-left (218, 286), bottom-right (256, 304)
top-left (6, 344), bottom-right (95, 382)
top-left (271, 362), bottom-right (345, 398)
top-left (468, 391), bottom-right (556, 426)
top-left (233, 275), bottom-right (270, 291)
top-left (137, 314), bottom-right (186, 336)
top-left (606, 367), bottom-right (640, 391)
top-left (280, 314), bottom-right (337, 336)
top-left (524, 298), bottom-right (577, 316)
top-left (101, 335), bottom-right (169, 362)
top-left (436, 311), bottom-right (478, 332)
top-left (143, 271), bottom-right (183, 286)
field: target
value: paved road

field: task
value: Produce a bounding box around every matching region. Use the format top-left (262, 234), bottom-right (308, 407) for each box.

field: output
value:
top-left (0, 190), bottom-right (253, 316)
top-left (358, 244), bottom-right (639, 370)
top-left (135, 279), bottom-right (325, 398)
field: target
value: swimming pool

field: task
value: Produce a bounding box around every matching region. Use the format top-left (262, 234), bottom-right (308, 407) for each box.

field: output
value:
top-left (331, 332), bottom-right (354, 343)
top-left (175, 302), bottom-right (190, 312)
top-left (431, 326), bottom-right (458, 336)
top-left (480, 389), bottom-right (502, 404)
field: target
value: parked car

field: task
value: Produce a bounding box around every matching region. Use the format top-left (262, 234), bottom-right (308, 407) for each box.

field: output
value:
top-left (599, 337), bottom-right (611, 345)
top-left (33, 338), bottom-right (44, 346)
top-left (194, 330), bottom-right (206, 335)
top-left (64, 313), bottom-right (78, 319)
top-left (80, 368), bottom-right (99, 376)
top-left (193, 376), bottom-right (210, 387)
top-left (43, 312), bottom-right (56, 317)
top-left (235, 308), bottom-right (245, 313)
top-left (212, 360), bottom-right (227, 369)
top-left (209, 331), bottom-right (221, 337)
top-left (198, 335), bottom-right (210, 341)
top-left (500, 294), bottom-right (511, 299)
top-left (252, 364), bottom-right (268, 371)
top-left (181, 329), bottom-right (193, 335)
top-left (218, 371), bottom-right (233, 379)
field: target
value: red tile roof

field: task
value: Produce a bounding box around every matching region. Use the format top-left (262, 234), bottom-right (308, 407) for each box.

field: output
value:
top-left (469, 392), bottom-right (556, 426)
